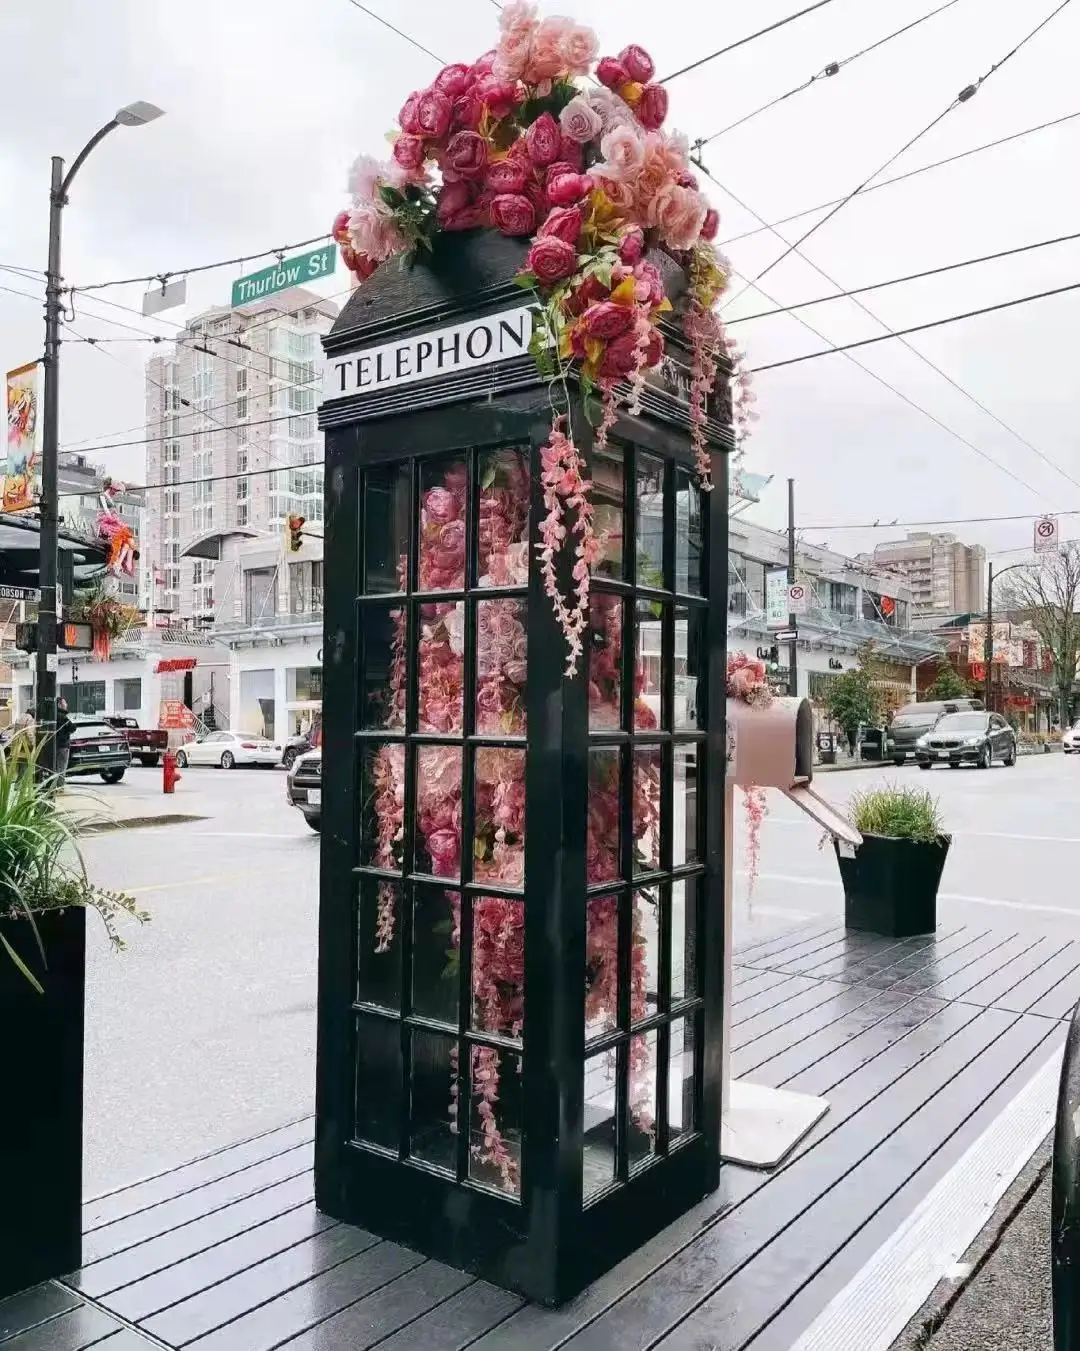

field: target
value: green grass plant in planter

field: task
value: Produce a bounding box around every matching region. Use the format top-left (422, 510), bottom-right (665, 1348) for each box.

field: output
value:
top-left (0, 742), bottom-right (148, 1300)
top-left (835, 784), bottom-right (950, 938)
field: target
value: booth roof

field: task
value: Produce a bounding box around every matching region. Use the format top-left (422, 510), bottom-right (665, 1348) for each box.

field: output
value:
top-left (0, 512), bottom-right (108, 587)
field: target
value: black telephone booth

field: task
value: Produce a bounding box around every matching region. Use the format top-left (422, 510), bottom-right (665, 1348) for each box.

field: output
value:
top-left (315, 231), bottom-right (733, 1306)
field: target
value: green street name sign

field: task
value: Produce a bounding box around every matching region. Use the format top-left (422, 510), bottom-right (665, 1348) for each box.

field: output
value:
top-left (231, 245), bottom-right (337, 307)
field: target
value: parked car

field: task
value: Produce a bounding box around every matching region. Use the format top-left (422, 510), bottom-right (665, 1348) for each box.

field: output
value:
top-left (914, 710), bottom-right (1017, 770)
top-left (1063, 721), bottom-right (1080, 753)
top-left (281, 715), bottom-right (321, 770)
top-left (103, 715), bottom-right (168, 767)
top-left (886, 698), bottom-right (984, 766)
top-left (67, 718), bottom-right (132, 783)
top-left (174, 730), bottom-right (281, 770)
top-left (286, 749), bottom-right (321, 831)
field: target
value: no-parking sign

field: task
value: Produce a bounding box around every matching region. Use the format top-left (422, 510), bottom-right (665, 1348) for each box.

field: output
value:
top-left (787, 582), bottom-right (808, 615)
top-left (1034, 516), bottom-right (1059, 553)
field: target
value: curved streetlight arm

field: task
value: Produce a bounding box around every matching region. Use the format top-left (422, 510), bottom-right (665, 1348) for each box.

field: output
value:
top-left (983, 559), bottom-right (1032, 713)
top-left (59, 119), bottom-right (120, 199)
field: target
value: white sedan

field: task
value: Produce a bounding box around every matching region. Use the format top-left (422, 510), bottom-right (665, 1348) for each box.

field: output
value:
top-left (175, 730), bottom-right (282, 769)
top-left (1063, 722), bottom-right (1080, 753)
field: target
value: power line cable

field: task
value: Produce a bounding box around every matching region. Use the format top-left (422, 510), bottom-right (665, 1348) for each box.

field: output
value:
top-left (341, 0), bottom-right (444, 62)
top-left (72, 232), bottom-right (333, 295)
top-left (721, 0), bottom-right (1077, 310)
top-left (694, 0), bottom-right (963, 147)
top-left (803, 508), bottom-right (1080, 530)
top-left (660, 0), bottom-right (841, 84)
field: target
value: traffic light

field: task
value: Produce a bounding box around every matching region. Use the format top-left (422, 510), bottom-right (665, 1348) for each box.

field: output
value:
top-left (286, 513), bottom-right (305, 553)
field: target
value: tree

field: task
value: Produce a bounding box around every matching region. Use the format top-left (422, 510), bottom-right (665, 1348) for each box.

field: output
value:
top-left (999, 544), bottom-right (1080, 726)
top-left (923, 656), bottom-right (972, 701)
top-left (825, 645), bottom-right (882, 753)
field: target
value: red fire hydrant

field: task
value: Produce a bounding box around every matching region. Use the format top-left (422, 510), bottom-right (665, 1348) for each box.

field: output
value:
top-left (163, 749), bottom-right (181, 794)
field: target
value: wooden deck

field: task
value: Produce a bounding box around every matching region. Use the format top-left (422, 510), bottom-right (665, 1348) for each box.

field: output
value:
top-left (4, 920), bottom-right (1080, 1351)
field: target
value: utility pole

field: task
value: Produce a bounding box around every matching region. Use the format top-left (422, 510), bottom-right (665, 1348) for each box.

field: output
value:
top-left (786, 477), bottom-right (798, 698)
top-left (983, 559), bottom-right (1027, 715)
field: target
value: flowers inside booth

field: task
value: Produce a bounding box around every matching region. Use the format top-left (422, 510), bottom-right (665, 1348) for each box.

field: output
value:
top-left (335, 3), bottom-right (755, 1191)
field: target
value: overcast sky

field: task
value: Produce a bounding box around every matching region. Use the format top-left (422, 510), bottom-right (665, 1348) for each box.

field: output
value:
top-left (1, 0), bottom-right (1078, 567)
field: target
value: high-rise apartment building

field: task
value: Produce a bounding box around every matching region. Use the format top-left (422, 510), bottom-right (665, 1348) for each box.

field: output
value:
top-left (144, 287), bottom-right (338, 619)
top-left (857, 532), bottom-right (986, 615)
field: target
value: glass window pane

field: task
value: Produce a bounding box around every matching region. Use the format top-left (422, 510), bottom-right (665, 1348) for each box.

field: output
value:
top-left (411, 886), bottom-right (459, 1025)
top-left (409, 1029), bottom-right (457, 1174)
top-left (360, 606), bottom-right (406, 731)
top-left (674, 471), bottom-right (702, 595)
top-left (474, 748), bottom-right (526, 890)
top-left (415, 746), bottom-right (463, 878)
top-left (468, 1045), bottom-right (522, 1198)
top-left (635, 454), bottom-right (664, 588)
top-left (591, 444), bottom-right (625, 582)
top-left (583, 1050), bottom-right (617, 1201)
top-left (670, 877), bottom-right (698, 1005)
top-left (354, 1014), bottom-right (400, 1150)
top-left (357, 876), bottom-right (401, 1010)
top-left (471, 896), bottom-right (524, 1040)
top-left (588, 592), bottom-right (624, 731)
top-left (477, 447), bottom-right (530, 584)
top-left (418, 603), bottom-right (464, 734)
top-left (588, 748), bottom-right (622, 886)
top-left (586, 893), bottom-right (619, 1042)
top-left (629, 1029), bottom-right (658, 1171)
top-left (672, 744), bottom-right (699, 868)
top-left (632, 746), bottom-right (661, 875)
top-left (419, 456), bottom-right (467, 592)
top-left (674, 606), bottom-right (704, 732)
top-left (632, 887), bottom-right (660, 1023)
top-left (633, 600), bottom-right (662, 731)
top-left (476, 598), bottom-right (527, 736)
top-left (364, 462), bottom-right (410, 595)
top-left (360, 743), bottom-right (406, 872)
top-left (669, 1015), bottom-right (698, 1142)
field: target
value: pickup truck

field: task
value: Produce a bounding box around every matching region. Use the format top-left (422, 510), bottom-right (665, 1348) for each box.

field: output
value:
top-left (104, 715), bottom-right (169, 767)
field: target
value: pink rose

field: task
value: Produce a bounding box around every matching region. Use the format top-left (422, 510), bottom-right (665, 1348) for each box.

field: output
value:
top-left (558, 135), bottom-right (585, 170)
top-left (641, 326), bottom-right (664, 368)
top-left (476, 77), bottom-right (522, 121)
top-left (565, 273), bottom-right (607, 316)
top-left (347, 203), bottom-right (404, 264)
top-left (650, 182), bottom-right (708, 251)
top-left (443, 130), bottom-right (488, 181)
top-left (634, 261), bottom-right (665, 308)
top-left (636, 83), bottom-right (669, 131)
top-left (486, 158), bottom-right (528, 194)
top-left (528, 16), bottom-right (571, 81)
top-left (590, 171), bottom-right (635, 213)
top-left (678, 170), bottom-right (699, 189)
top-left (599, 124), bottom-right (645, 180)
top-left (453, 94), bottom-right (483, 131)
top-left (559, 93), bottom-right (602, 144)
top-left (561, 24), bottom-right (599, 75)
top-left (494, 1), bottom-right (537, 80)
top-left (345, 249), bottom-right (377, 282)
top-left (332, 209), bottom-right (350, 243)
top-left (392, 133), bottom-right (426, 174)
top-left (434, 63), bottom-right (473, 98)
top-left (547, 170), bottom-right (592, 205)
top-left (426, 828), bottom-right (459, 876)
top-left (525, 112), bottom-right (562, 167)
top-left (589, 87), bottom-right (632, 135)
top-left (415, 88), bottom-right (452, 142)
top-left (489, 193), bottom-right (536, 236)
top-left (538, 205), bottom-right (583, 244)
top-left (598, 328), bottom-right (642, 380)
top-left (619, 44), bottom-right (655, 83)
top-left (425, 487), bottom-right (460, 524)
top-left (436, 181), bottom-right (485, 231)
top-left (618, 227), bottom-right (645, 264)
top-left (523, 180), bottom-right (550, 221)
top-left (398, 93), bottom-right (423, 136)
top-left (583, 301), bottom-right (635, 340)
top-left (701, 208), bottom-right (720, 241)
top-left (526, 235), bottom-right (578, 283)
top-left (596, 56), bottom-right (629, 89)
top-left (471, 49), bottom-right (498, 79)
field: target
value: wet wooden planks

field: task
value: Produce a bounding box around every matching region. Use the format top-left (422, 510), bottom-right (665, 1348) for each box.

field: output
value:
top-left (0, 923), bottom-right (1075, 1351)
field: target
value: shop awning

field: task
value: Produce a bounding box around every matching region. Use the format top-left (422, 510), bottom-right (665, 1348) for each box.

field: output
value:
top-left (0, 513), bottom-right (108, 590)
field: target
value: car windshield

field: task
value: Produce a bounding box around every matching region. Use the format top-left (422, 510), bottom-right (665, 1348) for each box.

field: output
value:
top-left (934, 713), bottom-right (987, 733)
top-left (892, 711), bottom-right (938, 728)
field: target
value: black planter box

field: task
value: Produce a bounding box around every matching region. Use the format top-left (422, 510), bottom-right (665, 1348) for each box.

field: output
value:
top-left (835, 832), bottom-right (951, 938)
top-left (0, 906), bottom-right (85, 1298)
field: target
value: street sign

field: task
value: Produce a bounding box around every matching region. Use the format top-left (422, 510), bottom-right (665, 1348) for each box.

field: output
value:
top-left (787, 582), bottom-right (808, 615)
top-left (0, 584), bottom-right (38, 600)
top-left (142, 278), bottom-right (187, 317)
top-left (1035, 516), bottom-right (1059, 553)
top-left (775, 629), bottom-right (799, 643)
top-left (231, 245), bottom-right (337, 308)
top-left (765, 570), bottom-right (787, 628)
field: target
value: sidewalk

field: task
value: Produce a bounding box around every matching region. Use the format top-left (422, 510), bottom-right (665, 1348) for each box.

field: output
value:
top-left (56, 776), bottom-right (205, 833)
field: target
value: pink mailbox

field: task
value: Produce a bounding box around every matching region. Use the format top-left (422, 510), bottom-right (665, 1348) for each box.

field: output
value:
top-left (726, 696), bottom-right (861, 844)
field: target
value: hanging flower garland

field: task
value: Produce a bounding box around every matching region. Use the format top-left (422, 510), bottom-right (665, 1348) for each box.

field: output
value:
top-left (332, 1), bottom-right (755, 672)
top-left (726, 654), bottom-right (772, 891)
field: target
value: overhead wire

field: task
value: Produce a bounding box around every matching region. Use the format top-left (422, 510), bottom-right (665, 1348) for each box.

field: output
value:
top-left (72, 232), bottom-right (334, 295)
top-left (341, 0), bottom-right (445, 63)
top-left (659, 0), bottom-right (841, 84)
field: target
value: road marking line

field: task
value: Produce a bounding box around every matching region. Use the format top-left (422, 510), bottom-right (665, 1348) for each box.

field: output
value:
top-left (127, 869), bottom-right (263, 895)
top-left (763, 818), bottom-right (1080, 846)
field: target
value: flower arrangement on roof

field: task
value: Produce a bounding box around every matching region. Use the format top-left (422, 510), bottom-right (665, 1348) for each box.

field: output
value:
top-left (332, 2), bottom-right (756, 671)
top-left (726, 653), bottom-right (771, 890)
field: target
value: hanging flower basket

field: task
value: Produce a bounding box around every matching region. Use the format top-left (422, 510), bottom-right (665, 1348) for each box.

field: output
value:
top-left (67, 583), bottom-right (139, 663)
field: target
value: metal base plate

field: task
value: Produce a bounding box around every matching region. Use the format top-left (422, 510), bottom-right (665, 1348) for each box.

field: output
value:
top-left (721, 1079), bottom-right (829, 1169)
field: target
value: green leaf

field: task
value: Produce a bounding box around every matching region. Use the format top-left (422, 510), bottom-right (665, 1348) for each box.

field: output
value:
top-left (514, 272), bottom-right (538, 289)
top-left (481, 463), bottom-right (497, 491)
top-left (379, 185), bottom-right (404, 209)
top-left (1, 933), bottom-right (42, 994)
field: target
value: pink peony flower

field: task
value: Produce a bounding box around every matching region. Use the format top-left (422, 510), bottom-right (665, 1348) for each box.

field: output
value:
top-left (635, 83), bottom-right (669, 131)
top-left (558, 134), bottom-right (585, 170)
top-left (434, 63), bottom-right (473, 98)
top-left (523, 180), bottom-right (550, 221)
top-left (489, 193), bottom-right (536, 236)
top-left (425, 487), bottom-right (460, 524)
top-left (415, 88), bottom-right (453, 142)
top-left (528, 16), bottom-right (572, 81)
top-left (701, 207), bottom-right (719, 241)
top-left (641, 326), bottom-right (664, 368)
top-left (559, 93), bottom-right (602, 143)
top-left (588, 87), bottom-right (632, 135)
top-left (590, 170), bottom-right (635, 213)
top-left (392, 133), bottom-right (426, 175)
top-left (547, 169), bottom-right (592, 204)
top-left (443, 130), bottom-right (488, 181)
top-left (618, 226), bottom-right (645, 264)
top-left (494, 0), bottom-right (537, 80)
top-left (634, 261), bottom-right (665, 307)
top-left (436, 180), bottom-right (482, 229)
top-left (650, 182), bottom-right (708, 251)
top-left (596, 55), bottom-right (629, 89)
top-left (347, 153), bottom-right (388, 204)
top-left (538, 204), bottom-right (583, 244)
top-left (562, 24), bottom-right (599, 75)
top-left (525, 112), bottom-right (562, 167)
top-left (476, 77), bottom-right (522, 121)
top-left (347, 203), bottom-right (405, 263)
top-left (398, 93), bottom-right (423, 136)
top-left (472, 49), bottom-right (498, 79)
top-left (583, 300), bottom-right (636, 340)
top-left (346, 250), bottom-right (378, 282)
top-left (453, 94), bottom-right (484, 131)
top-left (619, 44), bottom-right (656, 83)
top-left (599, 124), bottom-right (645, 180)
top-left (598, 328), bottom-right (642, 380)
top-left (527, 235), bottom-right (578, 283)
top-left (486, 158), bottom-right (528, 194)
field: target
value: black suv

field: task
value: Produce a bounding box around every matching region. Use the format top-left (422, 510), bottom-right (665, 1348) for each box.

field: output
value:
top-left (286, 749), bottom-right (321, 831)
top-left (914, 710), bottom-right (1017, 770)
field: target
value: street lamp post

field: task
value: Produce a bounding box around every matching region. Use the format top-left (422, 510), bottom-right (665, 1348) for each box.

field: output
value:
top-left (983, 559), bottom-right (1027, 715)
top-left (36, 102), bottom-right (164, 774)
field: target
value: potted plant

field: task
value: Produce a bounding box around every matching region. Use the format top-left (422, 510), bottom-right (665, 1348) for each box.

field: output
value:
top-left (834, 784), bottom-right (949, 938)
top-left (0, 744), bottom-right (148, 1298)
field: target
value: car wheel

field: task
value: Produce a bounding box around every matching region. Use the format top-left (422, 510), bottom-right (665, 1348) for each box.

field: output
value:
top-left (175, 750), bottom-right (188, 769)
top-left (893, 758), bottom-right (905, 767)
top-left (100, 768), bottom-right (125, 784)
top-left (918, 762), bottom-right (932, 770)
top-left (282, 747), bottom-right (297, 771)
top-left (139, 755), bottom-right (160, 768)
top-left (221, 751), bottom-right (235, 770)
top-left (978, 743), bottom-right (992, 769)
top-left (305, 816), bottom-right (321, 833)
top-left (1004, 742), bottom-right (1017, 766)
